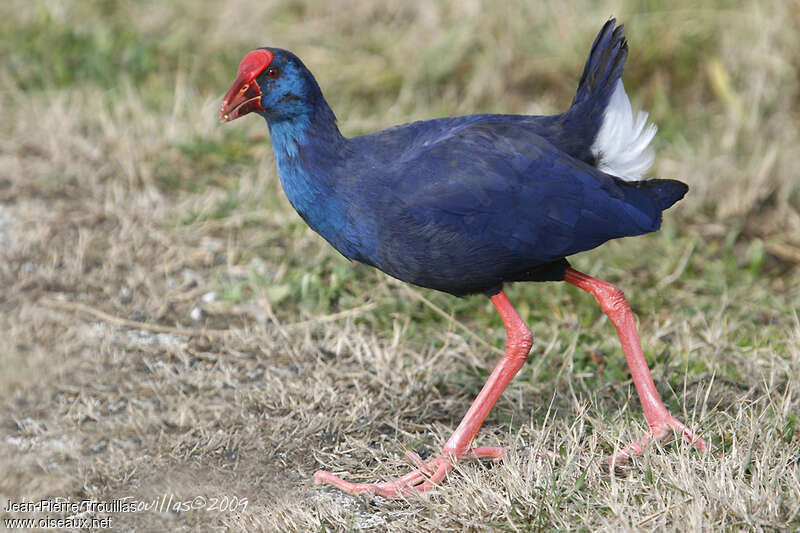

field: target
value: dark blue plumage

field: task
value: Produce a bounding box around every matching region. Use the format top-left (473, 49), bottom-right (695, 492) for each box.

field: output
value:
top-left (224, 19), bottom-right (687, 296)
top-left (220, 19), bottom-right (706, 497)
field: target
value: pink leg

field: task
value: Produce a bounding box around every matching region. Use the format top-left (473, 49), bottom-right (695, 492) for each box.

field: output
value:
top-left (563, 268), bottom-right (706, 462)
top-left (314, 291), bottom-right (532, 497)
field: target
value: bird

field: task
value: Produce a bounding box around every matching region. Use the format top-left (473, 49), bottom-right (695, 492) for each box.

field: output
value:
top-left (219, 19), bottom-right (706, 498)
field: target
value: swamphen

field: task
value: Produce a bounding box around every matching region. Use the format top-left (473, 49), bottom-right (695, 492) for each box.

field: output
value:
top-left (220, 19), bottom-right (706, 497)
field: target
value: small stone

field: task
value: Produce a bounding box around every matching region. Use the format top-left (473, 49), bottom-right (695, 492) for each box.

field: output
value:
top-left (120, 287), bottom-right (132, 304)
top-left (201, 291), bottom-right (217, 303)
top-left (190, 307), bottom-right (203, 321)
top-left (88, 438), bottom-right (108, 454)
top-left (108, 397), bottom-right (128, 414)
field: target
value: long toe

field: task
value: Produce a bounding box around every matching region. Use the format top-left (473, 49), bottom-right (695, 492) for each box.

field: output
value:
top-left (314, 445), bottom-right (509, 498)
top-left (314, 456), bottom-right (453, 498)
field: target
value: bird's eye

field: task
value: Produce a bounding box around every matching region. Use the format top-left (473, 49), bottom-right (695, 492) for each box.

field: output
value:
top-left (266, 66), bottom-right (279, 79)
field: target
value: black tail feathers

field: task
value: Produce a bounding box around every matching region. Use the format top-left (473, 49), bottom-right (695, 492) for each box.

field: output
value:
top-left (571, 19), bottom-right (628, 110)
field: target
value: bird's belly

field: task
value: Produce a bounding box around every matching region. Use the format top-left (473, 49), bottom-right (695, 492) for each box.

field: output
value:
top-left (372, 236), bottom-right (548, 296)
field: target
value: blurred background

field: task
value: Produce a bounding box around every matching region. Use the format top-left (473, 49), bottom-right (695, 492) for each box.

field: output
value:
top-left (1, 1), bottom-right (798, 531)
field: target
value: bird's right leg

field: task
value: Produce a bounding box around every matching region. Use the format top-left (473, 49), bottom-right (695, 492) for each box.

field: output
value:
top-left (564, 267), bottom-right (706, 462)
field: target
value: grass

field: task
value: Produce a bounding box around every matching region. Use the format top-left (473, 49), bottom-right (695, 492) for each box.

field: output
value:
top-left (1, 0), bottom-right (799, 531)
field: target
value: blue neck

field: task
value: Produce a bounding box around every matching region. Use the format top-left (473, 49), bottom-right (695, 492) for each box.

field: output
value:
top-left (266, 94), bottom-right (343, 152)
top-left (266, 100), bottom-right (359, 257)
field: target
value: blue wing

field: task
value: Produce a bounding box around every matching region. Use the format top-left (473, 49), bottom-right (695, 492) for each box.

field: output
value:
top-left (341, 118), bottom-right (684, 295)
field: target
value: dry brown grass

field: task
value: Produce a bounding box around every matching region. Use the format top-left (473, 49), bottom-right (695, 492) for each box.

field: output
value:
top-left (1, 0), bottom-right (799, 531)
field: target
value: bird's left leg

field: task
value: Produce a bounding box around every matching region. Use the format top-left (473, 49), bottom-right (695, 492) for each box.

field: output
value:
top-left (563, 267), bottom-right (706, 462)
top-left (313, 290), bottom-right (531, 498)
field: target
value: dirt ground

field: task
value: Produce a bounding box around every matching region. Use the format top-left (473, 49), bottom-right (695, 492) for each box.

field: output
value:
top-left (2, 1), bottom-right (799, 531)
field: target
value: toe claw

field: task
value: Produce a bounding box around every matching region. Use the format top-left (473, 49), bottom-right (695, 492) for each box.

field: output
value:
top-left (466, 446), bottom-right (506, 461)
top-left (403, 450), bottom-right (427, 469)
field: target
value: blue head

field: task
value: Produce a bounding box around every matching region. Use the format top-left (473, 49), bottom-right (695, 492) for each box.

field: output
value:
top-left (220, 47), bottom-right (328, 124)
top-left (220, 47), bottom-right (343, 162)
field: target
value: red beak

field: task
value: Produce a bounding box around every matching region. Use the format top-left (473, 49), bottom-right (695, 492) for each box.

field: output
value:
top-left (219, 73), bottom-right (263, 123)
top-left (219, 49), bottom-right (274, 123)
